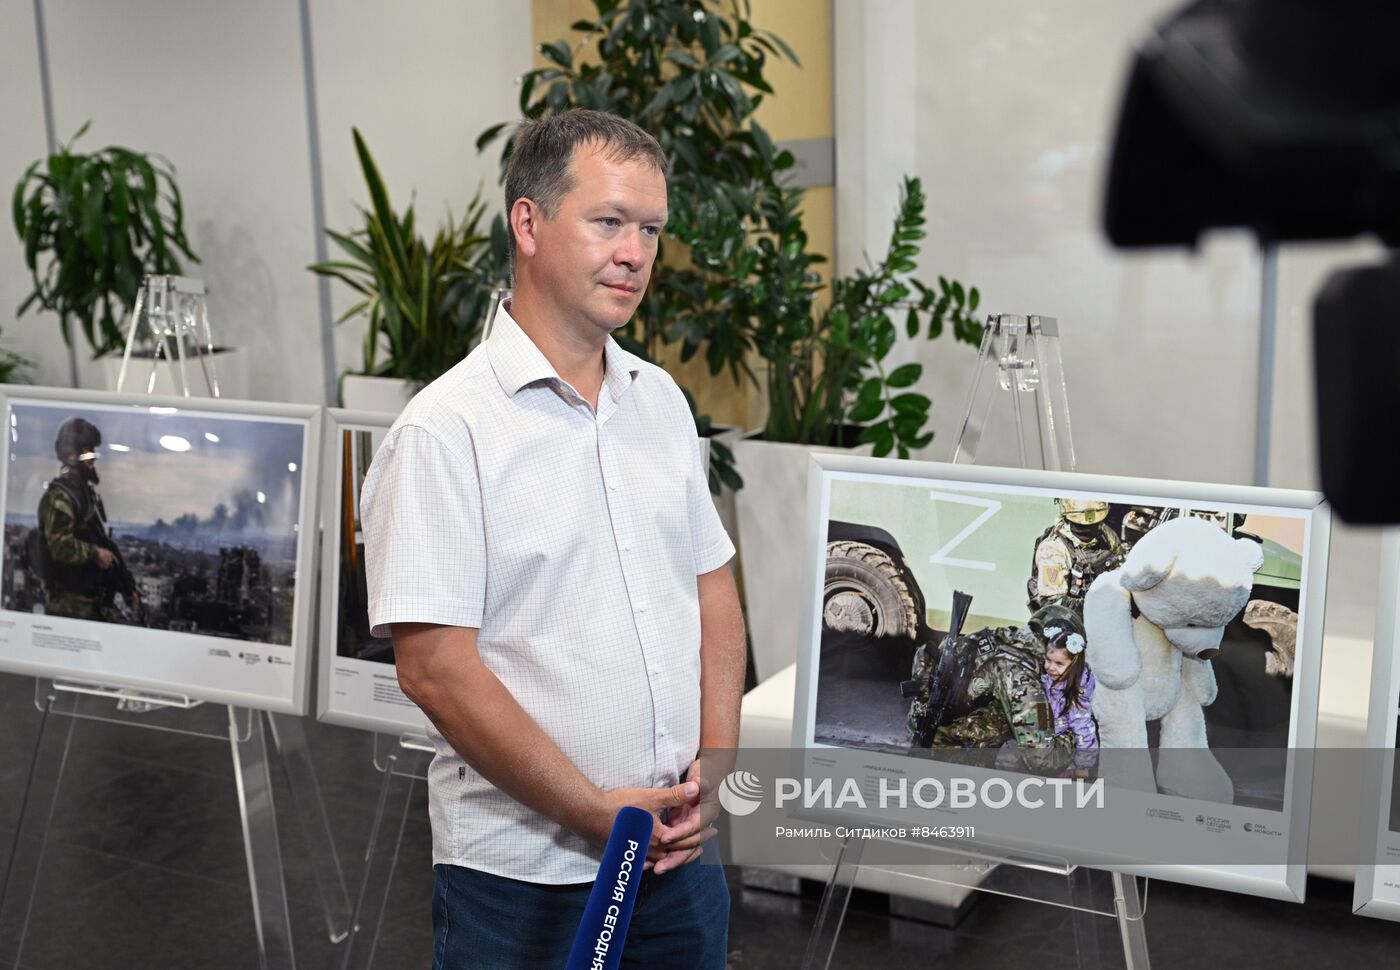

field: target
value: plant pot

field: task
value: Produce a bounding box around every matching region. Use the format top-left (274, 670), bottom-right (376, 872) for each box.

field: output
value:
top-left (342, 374), bottom-right (418, 414)
top-left (99, 346), bottom-right (250, 399)
top-left (703, 423), bottom-right (743, 543)
top-left (730, 427), bottom-right (874, 684)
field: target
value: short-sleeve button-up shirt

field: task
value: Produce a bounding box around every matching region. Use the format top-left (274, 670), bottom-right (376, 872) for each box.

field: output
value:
top-left (360, 304), bottom-right (734, 883)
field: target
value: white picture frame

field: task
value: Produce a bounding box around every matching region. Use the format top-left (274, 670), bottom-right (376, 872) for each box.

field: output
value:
top-left (790, 453), bottom-right (1329, 902)
top-left (1354, 530), bottom-right (1400, 919)
top-left (0, 385), bottom-right (321, 715)
top-left (314, 408), bottom-right (425, 735)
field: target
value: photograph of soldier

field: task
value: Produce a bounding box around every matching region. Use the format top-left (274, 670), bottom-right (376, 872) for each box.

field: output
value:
top-left (33, 417), bottom-right (143, 623)
top-left (903, 599), bottom-right (1083, 776)
top-left (2, 401), bottom-right (306, 646)
top-left (1027, 498), bottom-right (1123, 613)
top-left (811, 477), bottom-right (1309, 809)
top-left (334, 427), bottom-right (391, 664)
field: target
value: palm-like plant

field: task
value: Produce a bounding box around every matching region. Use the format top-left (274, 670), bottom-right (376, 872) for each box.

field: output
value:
top-left (310, 129), bottom-right (508, 387)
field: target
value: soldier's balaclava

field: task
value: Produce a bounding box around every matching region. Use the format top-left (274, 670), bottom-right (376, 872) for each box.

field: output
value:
top-left (1058, 499), bottom-right (1109, 540)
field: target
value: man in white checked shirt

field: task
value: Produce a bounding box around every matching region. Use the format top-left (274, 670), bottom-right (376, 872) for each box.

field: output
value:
top-left (360, 110), bottom-right (745, 968)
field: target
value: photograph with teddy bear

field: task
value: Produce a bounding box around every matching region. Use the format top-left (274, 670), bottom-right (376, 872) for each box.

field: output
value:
top-left (815, 478), bottom-right (1309, 812)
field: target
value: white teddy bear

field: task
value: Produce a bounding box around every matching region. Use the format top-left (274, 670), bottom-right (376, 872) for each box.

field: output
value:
top-left (1083, 516), bottom-right (1264, 803)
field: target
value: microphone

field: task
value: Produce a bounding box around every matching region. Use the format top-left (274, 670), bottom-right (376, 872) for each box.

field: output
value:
top-left (564, 806), bottom-right (653, 970)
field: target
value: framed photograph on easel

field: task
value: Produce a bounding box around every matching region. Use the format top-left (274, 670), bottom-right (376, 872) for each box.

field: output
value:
top-left (790, 453), bottom-right (1330, 902)
top-left (315, 408), bottom-right (426, 735)
top-left (0, 385), bottom-right (321, 714)
top-left (1354, 530), bottom-right (1400, 920)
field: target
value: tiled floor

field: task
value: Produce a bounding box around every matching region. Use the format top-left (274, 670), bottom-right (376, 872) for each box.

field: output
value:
top-left (1, 670), bottom-right (1398, 969)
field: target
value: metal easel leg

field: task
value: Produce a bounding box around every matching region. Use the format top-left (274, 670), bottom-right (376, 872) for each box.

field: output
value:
top-left (230, 706), bottom-right (296, 970)
top-left (341, 742), bottom-right (426, 970)
top-left (266, 711), bottom-right (352, 944)
top-left (0, 686), bottom-right (78, 969)
top-left (950, 322), bottom-right (999, 465)
top-left (1066, 866), bottom-right (1105, 970)
top-left (1113, 873), bottom-right (1150, 970)
top-left (799, 834), bottom-right (867, 970)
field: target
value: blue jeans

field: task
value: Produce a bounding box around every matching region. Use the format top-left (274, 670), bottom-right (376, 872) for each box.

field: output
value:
top-left (431, 859), bottom-right (730, 969)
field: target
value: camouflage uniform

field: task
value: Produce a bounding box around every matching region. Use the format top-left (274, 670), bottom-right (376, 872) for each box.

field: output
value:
top-left (909, 626), bottom-right (1076, 775)
top-left (1027, 506), bottom-right (1124, 614)
top-left (38, 470), bottom-right (116, 621)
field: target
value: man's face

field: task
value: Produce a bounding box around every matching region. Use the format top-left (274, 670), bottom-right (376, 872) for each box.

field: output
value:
top-left (525, 142), bottom-right (667, 337)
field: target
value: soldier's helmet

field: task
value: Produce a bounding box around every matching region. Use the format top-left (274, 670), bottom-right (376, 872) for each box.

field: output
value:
top-left (1057, 498), bottom-right (1109, 526)
top-left (54, 417), bottom-right (102, 463)
top-left (1028, 603), bottom-right (1088, 655)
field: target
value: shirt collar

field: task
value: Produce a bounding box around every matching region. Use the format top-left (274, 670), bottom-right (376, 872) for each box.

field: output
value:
top-left (488, 301), bottom-right (640, 401)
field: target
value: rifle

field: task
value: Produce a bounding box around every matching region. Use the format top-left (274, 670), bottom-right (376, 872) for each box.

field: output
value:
top-left (903, 590), bottom-right (974, 748)
top-left (97, 532), bottom-right (148, 627)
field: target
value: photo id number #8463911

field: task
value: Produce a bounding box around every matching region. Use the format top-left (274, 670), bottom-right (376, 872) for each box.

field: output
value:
top-left (813, 825), bottom-right (977, 840)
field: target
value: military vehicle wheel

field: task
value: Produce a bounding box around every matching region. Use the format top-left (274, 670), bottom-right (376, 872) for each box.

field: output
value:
top-left (824, 541), bottom-right (921, 640)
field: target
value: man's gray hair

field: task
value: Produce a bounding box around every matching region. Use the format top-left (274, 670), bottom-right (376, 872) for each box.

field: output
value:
top-left (504, 109), bottom-right (668, 265)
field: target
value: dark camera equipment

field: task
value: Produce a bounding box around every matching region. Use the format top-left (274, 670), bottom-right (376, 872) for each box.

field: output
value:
top-left (1102, 0), bottom-right (1400, 522)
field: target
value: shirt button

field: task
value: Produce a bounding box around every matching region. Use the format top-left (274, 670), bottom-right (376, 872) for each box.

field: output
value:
top-left (657, 727), bottom-right (667, 737)
top-left (637, 602), bottom-right (648, 613)
top-left (608, 482), bottom-right (619, 492)
top-left (649, 665), bottom-right (660, 675)
top-left (623, 542), bottom-right (632, 552)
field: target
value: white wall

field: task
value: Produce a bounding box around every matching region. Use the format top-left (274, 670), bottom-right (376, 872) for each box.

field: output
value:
top-left (2, 0), bottom-right (530, 403)
top-left (835, 0), bottom-right (1385, 639)
top-left (0, 0), bottom-right (57, 386)
top-left (311, 0), bottom-right (531, 387)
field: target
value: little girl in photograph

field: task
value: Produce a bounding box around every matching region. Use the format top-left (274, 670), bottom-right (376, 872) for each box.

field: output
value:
top-left (1034, 608), bottom-right (1098, 778)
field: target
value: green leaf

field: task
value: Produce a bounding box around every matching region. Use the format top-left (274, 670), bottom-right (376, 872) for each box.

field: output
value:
top-left (80, 163), bottom-right (106, 259)
top-left (855, 376), bottom-right (881, 406)
top-left (475, 122), bottom-right (508, 153)
top-left (873, 317), bottom-right (897, 359)
top-left (890, 393), bottom-right (927, 416)
top-left (858, 421), bottom-right (895, 456)
top-left (758, 29), bottom-right (801, 66)
top-left (540, 40), bottom-right (573, 69)
top-left (886, 363), bottom-right (920, 388)
top-left (665, 49), bottom-right (701, 69)
top-left (848, 395), bottom-right (884, 423)
top-left (63, 120), bottom-right (92, 150)
top-left (905, 307), bottom-right (919, 338)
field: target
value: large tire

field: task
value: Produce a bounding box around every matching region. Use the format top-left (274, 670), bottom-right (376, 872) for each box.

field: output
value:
top-left (824, 540), bottom-right (921, 640)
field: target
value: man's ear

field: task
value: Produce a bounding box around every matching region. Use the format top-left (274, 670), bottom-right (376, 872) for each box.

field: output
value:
top-left (510, 197), bottom-right (541, 260)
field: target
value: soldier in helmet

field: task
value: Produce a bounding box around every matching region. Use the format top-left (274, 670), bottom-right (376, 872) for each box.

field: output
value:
top-left (37, 417), bottom-right (140, 622)
top-left (1027, 498), bottom-right (1124, 614)
top-left (906, 606), bottom-right (1078, 775)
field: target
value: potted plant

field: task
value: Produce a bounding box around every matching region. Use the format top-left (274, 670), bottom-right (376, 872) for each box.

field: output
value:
top-left (10, 123), bottom-right (221, 391)
top-left (724, 174), bottom-right (982, 679)
top-left (311, 128), bottom-right (508, 412)
top-left (484, 0), bottom-right (985, 679)
top-left (478, 0), bottom-right (806, 494)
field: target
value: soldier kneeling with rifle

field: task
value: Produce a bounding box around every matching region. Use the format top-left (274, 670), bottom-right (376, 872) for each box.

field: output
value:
top-left (903, 591), bottom-right (1078, 776)
top-left (31, 417), bottom-right (144, 624)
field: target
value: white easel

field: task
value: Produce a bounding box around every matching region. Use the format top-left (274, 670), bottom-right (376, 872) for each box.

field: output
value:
top-left (1, 278), bottom-right (352, 968)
